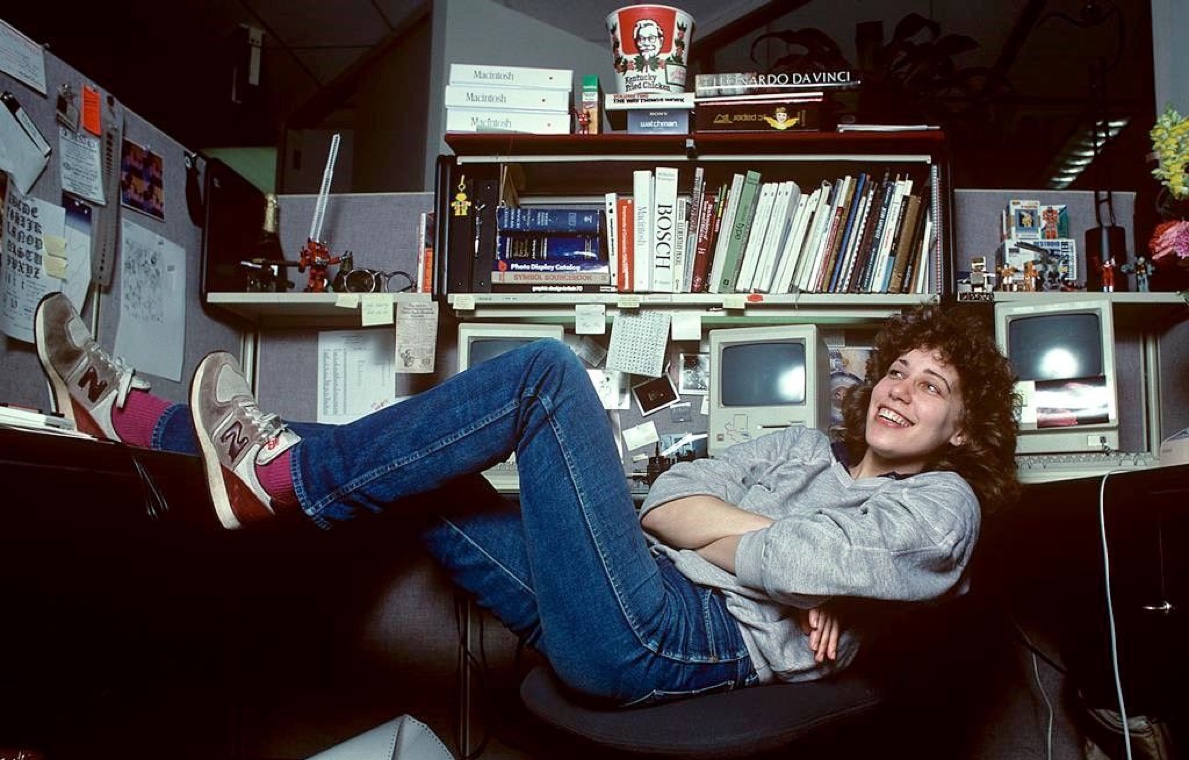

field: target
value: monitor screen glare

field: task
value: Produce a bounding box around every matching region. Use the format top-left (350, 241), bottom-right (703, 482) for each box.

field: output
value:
top-left (720, 342), bottom-right (807, 406)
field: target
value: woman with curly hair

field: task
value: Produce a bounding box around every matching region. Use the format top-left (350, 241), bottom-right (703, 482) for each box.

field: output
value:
top-left (35, 294), bottom-right (1018, 705)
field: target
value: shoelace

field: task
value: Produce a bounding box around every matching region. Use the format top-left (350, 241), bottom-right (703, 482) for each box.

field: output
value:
top-left (108, 354), bottom-right (151, 408)
top-left (239, 401), bottom-right (290, 444)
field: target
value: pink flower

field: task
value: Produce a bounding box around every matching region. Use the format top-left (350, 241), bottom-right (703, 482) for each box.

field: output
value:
top-left (1148, 219), bottom-right (1189, 265)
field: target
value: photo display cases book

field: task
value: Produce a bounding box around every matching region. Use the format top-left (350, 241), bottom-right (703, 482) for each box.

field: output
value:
top-left (435, 132), bottom-right (955, 302)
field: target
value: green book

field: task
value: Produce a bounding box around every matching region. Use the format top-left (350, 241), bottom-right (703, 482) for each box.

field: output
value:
top-left (716, 170), bottom-right (762, 293)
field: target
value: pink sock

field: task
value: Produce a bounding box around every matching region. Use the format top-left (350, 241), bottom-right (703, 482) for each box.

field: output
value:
top-left (111, 391), bottom-right (173, 447)
top-left (256, 450), bottom-right (298, 510)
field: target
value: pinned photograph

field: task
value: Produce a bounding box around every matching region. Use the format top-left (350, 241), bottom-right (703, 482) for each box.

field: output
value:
top-left (632, 373), bottom-right (680, 417)
top-left (588, 368), bottom-right (631, 410)
top-left (119, 138), bottom-right (165, 220)
top-left (678, 352), bottom-right (710, 395)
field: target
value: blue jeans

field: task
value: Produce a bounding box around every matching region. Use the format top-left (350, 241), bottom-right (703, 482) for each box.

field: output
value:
top-left (152, 339), bottom-right (755, 704)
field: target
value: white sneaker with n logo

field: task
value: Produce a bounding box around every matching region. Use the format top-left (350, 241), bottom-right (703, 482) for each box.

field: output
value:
top-left (34, 292), bottom-right (150, 440)
top-left (190, 351), bottom-right (301, 530)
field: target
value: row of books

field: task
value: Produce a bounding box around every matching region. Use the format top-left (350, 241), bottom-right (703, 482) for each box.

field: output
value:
top-left (604, 166), bottom-right (935, 295)
top-left (444, 63), bottom-right (573, 135)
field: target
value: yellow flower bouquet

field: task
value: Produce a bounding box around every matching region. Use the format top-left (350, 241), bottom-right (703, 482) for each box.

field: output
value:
top-left (1148, 106), bottom-right (1189, 268)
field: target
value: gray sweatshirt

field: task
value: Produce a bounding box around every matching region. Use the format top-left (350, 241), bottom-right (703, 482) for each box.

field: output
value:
top-left (639, 426), bottom-right (980, 684)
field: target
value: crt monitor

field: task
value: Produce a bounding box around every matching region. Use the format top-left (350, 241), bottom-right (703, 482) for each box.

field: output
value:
top-left (457, 323), bottom-right (565, 373)
top-left (707, 324), bottom-right (831, 457)
top-left (994, 297), bottom-right (1120, 455)
top-left (457, 323), bottom-right (565, 490)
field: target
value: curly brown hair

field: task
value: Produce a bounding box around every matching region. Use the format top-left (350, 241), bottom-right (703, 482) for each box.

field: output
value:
top-left (835, 304), bottom-right (1021, 515)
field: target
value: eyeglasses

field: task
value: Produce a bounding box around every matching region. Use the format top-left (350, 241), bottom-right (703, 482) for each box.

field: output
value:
top-left (337, 267), bottom-right (415, 294)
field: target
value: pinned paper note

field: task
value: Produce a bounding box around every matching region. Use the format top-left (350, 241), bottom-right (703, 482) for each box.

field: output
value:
top-left (607, 311), bottom-right (671, 377)
top-left (360, 293), bottom-right (392, 325)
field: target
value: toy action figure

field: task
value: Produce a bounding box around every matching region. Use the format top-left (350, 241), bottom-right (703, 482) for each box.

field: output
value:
top-left (1121, 256), bottom-right (1154, 292)
top-left (298, 238), bottom-right (346, 293)
top-left (1101, 258), bottom-right (1116, 292)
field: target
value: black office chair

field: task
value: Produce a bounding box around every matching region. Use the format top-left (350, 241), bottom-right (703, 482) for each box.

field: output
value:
top-left (518, 595), bottom-right (987, 759)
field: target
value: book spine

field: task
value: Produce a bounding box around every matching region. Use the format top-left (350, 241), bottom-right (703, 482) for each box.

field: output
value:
top-left (689, 188), bottom-right (718, 293)
top-left (416, 211), bottom-right (435, 293)
top-left (694, 70), bottom-right (860, 96)
top-left (444, 85), bottom-right (572, 111)
top-left (754, 181), bottom-right (798, 292)
top-left (616, 197), bottom-right (635, 293)
top-left (604, 193), bottom-right (618, 289)
top-left (445, 109), bottom-right (572, 134)
top-left (672, 196), bottom-right (690, 294)
top-left (717, 170), bottom-right (762, 293)
top-left (794, 182), bottom-right (834, 292)
top-left (813, 176), bottom-right (854, 291)
top-left (633, 170), bottom-right (653, 292)
top-left (734, 181), bottom-right (777, 292)
top-left (605, 93), bottom-right (696, 110)
top-left (694, 103), bottom-right (821, 133)
top-left (845, 169), bottom-right (889, 293)
top-left (887, 194), bottom-right (923, 294)
top-left (684, 167), bottom-right (705, 293)
top-left (449, 63), bottom-right (573, 89)
top-left (496, 234), bottom-right (603, 260)
top-left (490, 282), bottom-right (618, 294)
top-left (873, 179), bottom-right (911, 292)
top-left (651, 166), bottom-right (679, 293)
top-left (496, 206), bottom-right (602, 234)
top-left (770, 190), bottom-right (812, 293)
top-left (858, 173), bottom-right (897, 292)
top-left (492, 269), bottom-right (611, 284)
top-left (837, 179), bottom-right (875, 293)
top-left (832, 172), bottom-right (870, 291)
top-left (707, 174), bottom-right (743, 293)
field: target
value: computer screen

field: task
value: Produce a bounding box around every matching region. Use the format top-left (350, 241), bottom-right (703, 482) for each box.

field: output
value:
top-left (457, 323), bottom-right (566, 372)
top-left (199, 158), bottom-right (272, 297)
top-left (707, 324), bottom-right (831, 457)
top-left (994, 297), bottom-right (1119, 454)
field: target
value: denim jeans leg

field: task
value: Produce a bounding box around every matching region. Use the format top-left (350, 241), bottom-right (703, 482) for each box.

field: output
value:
top-left (295, 340), bottom-right (752, 702)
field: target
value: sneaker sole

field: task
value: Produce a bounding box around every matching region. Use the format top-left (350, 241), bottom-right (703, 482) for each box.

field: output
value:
top-left (33, 302), bottom-right (74, 420)
top-left (190, 353), bottom-right (244, 531)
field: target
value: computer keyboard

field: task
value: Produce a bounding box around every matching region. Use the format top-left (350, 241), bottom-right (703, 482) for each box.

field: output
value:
top-left (1015, 451), bottom-right (1160, 484)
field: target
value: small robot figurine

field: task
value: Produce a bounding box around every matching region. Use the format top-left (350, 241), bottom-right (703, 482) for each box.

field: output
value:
top-left (1121, 256), bottom-right (1154, 292)
top-left (298, 238), bottom-right (346, 293)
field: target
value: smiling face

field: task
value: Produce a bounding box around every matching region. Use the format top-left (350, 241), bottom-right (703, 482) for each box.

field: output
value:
top-left (856, 347), bottom-right (967, 478)
top-left (634, 19), bottom-right (664, 58)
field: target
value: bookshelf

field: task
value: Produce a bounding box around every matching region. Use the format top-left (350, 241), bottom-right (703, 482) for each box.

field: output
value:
top-left (437, 131), bottom-right (955, 321)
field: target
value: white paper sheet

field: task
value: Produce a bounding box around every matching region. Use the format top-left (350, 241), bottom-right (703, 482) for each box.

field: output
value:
top-left (0, 186), bottom-right (65, 342)
top-left (58, 125), bottom-right (106, 204)
top-left (316, 329), bottom-right (397, 424)
top-left (113, 219), bottom-right (186, 381)
top-left (0, 20), bottom-right (48, 95)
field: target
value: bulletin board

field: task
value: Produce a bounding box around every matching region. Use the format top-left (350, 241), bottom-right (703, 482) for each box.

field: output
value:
top-left (0, 22), bottom-right (242, 410)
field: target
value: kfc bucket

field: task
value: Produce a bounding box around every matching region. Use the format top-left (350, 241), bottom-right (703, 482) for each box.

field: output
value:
top-left (606, 5), bottom-right (695, 93)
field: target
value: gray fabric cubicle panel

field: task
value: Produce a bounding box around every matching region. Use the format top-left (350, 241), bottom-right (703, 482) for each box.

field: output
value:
top-left (255, 191), bottom-right (434, 423)
top-left (0, 46), bottom-right (241, 410)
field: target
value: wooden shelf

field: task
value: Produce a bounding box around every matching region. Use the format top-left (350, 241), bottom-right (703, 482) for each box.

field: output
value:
top-left (206, 292), bottom-right (432, 327)
top-left (448, 292), bottom-right (937, 325)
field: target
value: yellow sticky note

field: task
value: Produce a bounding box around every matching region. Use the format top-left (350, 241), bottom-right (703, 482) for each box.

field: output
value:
top-left (45, 254), bottom-right (68, 279)
top-left (360, 294), bottom-right (393, 326)
top-left (335, 293), bottom-right (360, 308)
top-left (43, 234), bottom-right (67, 257)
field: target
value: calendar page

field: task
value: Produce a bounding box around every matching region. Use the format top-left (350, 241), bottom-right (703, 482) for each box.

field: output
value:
top-left (606, 311), bottom-right (671, 377)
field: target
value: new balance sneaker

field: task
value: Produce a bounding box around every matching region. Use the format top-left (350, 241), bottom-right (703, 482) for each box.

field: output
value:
top-left (34, 292), bottom-right (150, 441)
top-left (190, 351), bottom-right (301, 530)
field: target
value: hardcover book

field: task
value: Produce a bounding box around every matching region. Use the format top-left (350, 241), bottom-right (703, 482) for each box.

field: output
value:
top-left (734, 181), bottom-right (778, 291)
top-left (715, 170), bottom-right (762, 293)
top-left (651, 166), bottom-right (679, 293)
top-left (689, 186), bottom-right (720, 293)
top-left (496, 207), bottom-right (601, 234)
top-left (694, 102), bottom-right (821, 133)
top-left (496, 234), bottom-right (603, 260)
top-left (694, 70), bottom-right (861, 97)
top-left (707, 174), bottom-right (744, 293)
top-left (632, 170), bottom-right (653, 292)
top-left (604, 92), bottom-right (696, 110)
top-left (449, 63), bottom-right (573, 90)
top-left (616, 196), bottom-right (635, 293)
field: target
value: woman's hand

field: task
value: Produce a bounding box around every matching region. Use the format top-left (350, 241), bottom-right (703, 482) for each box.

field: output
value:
top-left (799, 606), bottom-right (841, 663)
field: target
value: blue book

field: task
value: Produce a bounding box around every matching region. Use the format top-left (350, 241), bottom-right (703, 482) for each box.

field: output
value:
top-left (496, 207), bottom-right (602, 234)
top-left (496, 233), bottom-right (605, 262)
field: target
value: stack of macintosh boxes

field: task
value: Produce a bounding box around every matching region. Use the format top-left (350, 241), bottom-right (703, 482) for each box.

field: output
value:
top-left (444, 63), bottom-right (574, 135)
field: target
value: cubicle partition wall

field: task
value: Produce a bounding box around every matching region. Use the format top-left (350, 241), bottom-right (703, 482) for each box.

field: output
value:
top-left (0, 45), bottom-right (242, 410)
